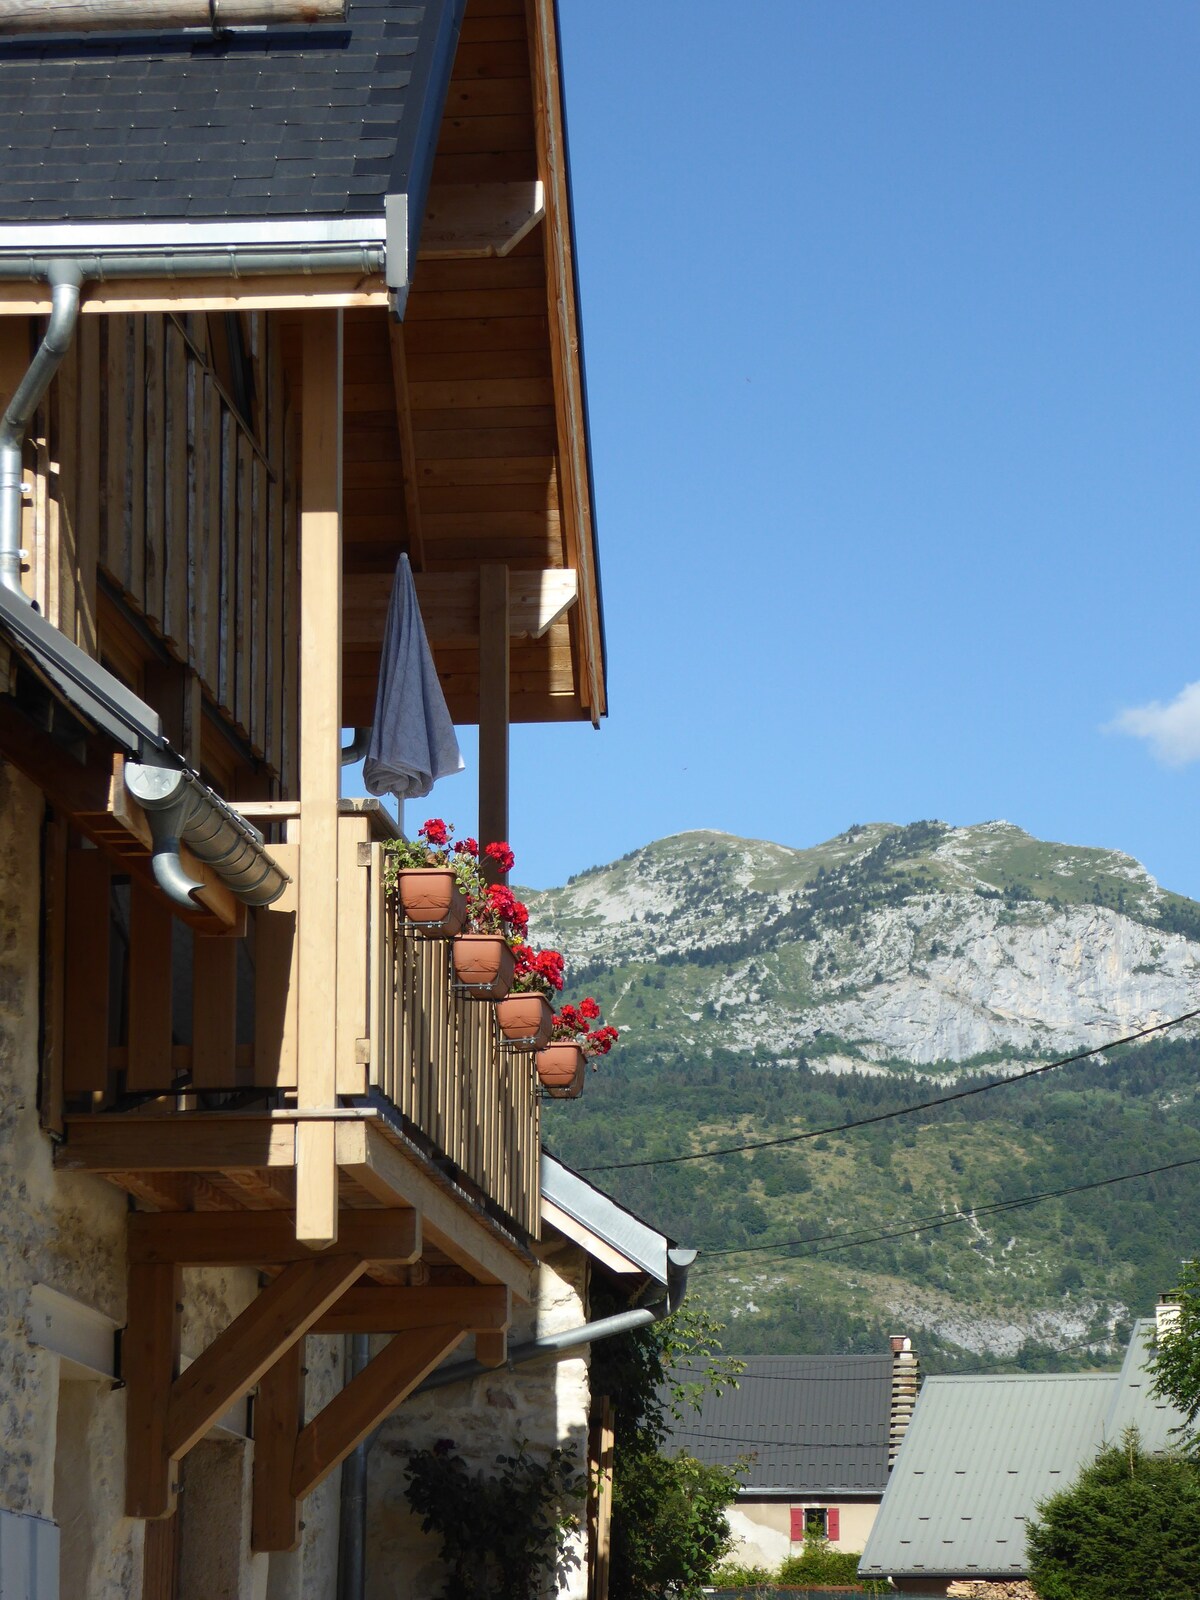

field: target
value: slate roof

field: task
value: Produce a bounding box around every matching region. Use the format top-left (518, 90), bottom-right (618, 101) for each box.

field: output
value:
top-left (0, 0), bottom-right (461, 225)
top-left (665, 1354), bottom-right (894, 1495)
top-left (859, 1320), bottom-right (1188, 1580)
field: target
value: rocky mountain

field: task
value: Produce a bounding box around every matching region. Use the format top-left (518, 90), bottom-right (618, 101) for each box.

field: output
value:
top-left (526, 821), bottom-right (1200, 1069)
top-left (525, 823), bottom-right (1200, 1369)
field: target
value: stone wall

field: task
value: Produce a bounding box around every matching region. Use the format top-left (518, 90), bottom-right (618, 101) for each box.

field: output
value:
top-left (0, 763), bottom-right (341, 1599)
top-left (364, 1238), bottom-right (592, 1599)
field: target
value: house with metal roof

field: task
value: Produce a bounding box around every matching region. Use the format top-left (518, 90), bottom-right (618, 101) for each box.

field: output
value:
top-left (664, 1339), bottom-right (920, 1568)
top-left (859, 1316), bottom-right (1187, 1596)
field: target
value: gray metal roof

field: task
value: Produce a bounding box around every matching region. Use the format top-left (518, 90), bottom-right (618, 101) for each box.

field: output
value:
top-left (860, 1322), bottom-right (1188, 1580)
top-left (0, 0), bottom-right (461, 226)
top-left (665, 1355), bottom-right (895, 1494)
top-left (1105, 1318), bottom-right (1183, 1453)
top-left (539, 1153), bottom-right (675, 1287)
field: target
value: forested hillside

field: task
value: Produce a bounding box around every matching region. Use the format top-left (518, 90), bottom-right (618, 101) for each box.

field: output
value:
top-left (528, 824), bottom-right (1200, 1368)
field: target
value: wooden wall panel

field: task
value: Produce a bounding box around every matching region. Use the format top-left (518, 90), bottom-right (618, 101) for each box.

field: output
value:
top-left (22, 310), bottom-right (298, 788)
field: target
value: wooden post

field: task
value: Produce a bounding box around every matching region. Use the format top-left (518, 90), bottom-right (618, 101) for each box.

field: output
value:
top-left (251, 1340), bottom-right (305, 1553)
top-left (296, 311), bottom-right (343, 1246)
top-left (593, 1396), bottom-right (614, 1600)
top-left (478, 564), bottom-right (509, 872)
top-left (125, 1261), bottom-right (182, 1520)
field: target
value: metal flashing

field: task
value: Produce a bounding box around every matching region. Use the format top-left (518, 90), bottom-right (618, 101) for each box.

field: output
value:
top-left (539, 1152), bottom-right (672, 1285)
top-left (0, 578), bottom-right (164, 754)
top-left (0, 218), bottom-right (387, 253)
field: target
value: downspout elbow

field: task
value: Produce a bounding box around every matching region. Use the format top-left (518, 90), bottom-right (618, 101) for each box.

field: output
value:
top-left (0, 261), bottom-right (85, 603)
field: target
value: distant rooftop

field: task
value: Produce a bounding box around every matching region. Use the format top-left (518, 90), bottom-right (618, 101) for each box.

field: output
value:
top-left (860, 1319), bottom-right (1187, 1581)
top-left (665, 1353), bottom-right (894, 1495)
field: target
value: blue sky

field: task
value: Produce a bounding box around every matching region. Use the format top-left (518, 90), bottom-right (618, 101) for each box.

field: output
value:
top-left (360, 2), bottom-right (1200, 894)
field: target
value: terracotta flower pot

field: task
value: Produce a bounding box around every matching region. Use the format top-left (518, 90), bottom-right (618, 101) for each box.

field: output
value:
top-left (536, 1042), bottom-right (586, 1098)
top-left (451, 934), bottom-right (515, 1000)
top-left (494, 992), bottom-right (554, 1048)
top-left (395, 868), bottom-right (466, 937)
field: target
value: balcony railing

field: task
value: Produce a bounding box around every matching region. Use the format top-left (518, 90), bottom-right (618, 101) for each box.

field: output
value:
top-left (57, 802), bottom-right (541, 1238)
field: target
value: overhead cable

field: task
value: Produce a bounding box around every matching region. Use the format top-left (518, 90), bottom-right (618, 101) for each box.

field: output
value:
top-left (580, 1008), bottom-right (1200, 1172)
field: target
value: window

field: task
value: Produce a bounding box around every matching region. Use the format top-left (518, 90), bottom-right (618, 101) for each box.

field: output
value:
top-left (789, 1506), bottom-right (840, 1542)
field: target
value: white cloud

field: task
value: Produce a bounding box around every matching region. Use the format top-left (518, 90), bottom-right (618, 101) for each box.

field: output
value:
top-left (1107, 680), bottom-right (1200, 767)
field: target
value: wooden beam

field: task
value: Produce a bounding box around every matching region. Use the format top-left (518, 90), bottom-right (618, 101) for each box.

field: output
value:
top-left (335, 1120), bottom-right (538, 1303)
top-left (474, 1330), bottom-right (508, 1369)
top-left (58, 1113), bottom-right (301, 1174)
top-left (526, 0), bottom-right (605, 723)
top-left (291, 1326), bottom-right (466, 1500)
top-left (166, 1254), bottom-right (364, 1460)
top-left (251, 1339), bottom-right (304, 1554)
top-left (0, 0), bottom-right (345, 29)
top-left (125, 1261), bottom-right (182, 1520)
top-left (313, 1284), bottom-right (510, 1334)
top-left (0, 280), bottom-right (388, 316)
top-left (420, 181), bottom-right (545, 261)
top-left (296, 309), bottom-right (343, 1248)
top-left (478, 563), bottom-right (509, 868)
top-left (386, 320), bottom-right (425, 571)
top-left (344, 568), bottom-right (577, 648)
top-left (541, 1197), bottom-right (645, 1277)
top-left (129, 1209), bottom-right (420, 1268)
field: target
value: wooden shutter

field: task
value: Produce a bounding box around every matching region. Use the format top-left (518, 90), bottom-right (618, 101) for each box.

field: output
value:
top-left (789, 1507), bottom-right (805, 1542)
top-left (827, 1507), bottom-right (840, 1542)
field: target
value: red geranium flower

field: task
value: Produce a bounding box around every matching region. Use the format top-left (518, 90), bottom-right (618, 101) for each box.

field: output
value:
top-left (419, 818), bottom-right (450, 847)
top-left (456, 836), bottom-right (479, 857)
top-left (484, 840), bottom-right (516, 873)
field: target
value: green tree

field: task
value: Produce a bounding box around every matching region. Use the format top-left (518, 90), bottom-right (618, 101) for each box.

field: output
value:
top-left (590, 1295), bottom-right (744, 1599)
top-left (1150, 1261), bottom-right (1200, 1450)
top-left (1026, 1428), bottom-right (1200, 1600)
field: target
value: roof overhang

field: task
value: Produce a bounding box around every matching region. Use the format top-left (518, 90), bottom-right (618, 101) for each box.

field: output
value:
top-left (540, 1152), bottom-right (683, 1288)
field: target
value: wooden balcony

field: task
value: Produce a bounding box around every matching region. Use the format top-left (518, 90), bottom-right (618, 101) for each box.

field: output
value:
top-left (54, 802), bottom-right (541, 1242)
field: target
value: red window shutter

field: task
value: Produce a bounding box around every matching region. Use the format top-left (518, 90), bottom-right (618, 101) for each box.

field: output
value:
top-left (827, 1508), bottom-right (840, 1542)
top-left (789, 1508), bottom-right (805, 1542)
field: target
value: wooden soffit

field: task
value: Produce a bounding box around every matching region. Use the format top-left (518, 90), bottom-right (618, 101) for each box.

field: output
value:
top-left (339, 0), bottom-right (605, 730)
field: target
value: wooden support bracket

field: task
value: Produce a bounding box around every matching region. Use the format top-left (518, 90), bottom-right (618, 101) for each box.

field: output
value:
top-left (291, 1325), bottom-right (467, 1500)
top-left (165, 1254), bottom-right (365, 1461)
top-left (122, 1228), bottom-right (365, 1521)
top-left (312, 1284), bottom-right (510, 1334)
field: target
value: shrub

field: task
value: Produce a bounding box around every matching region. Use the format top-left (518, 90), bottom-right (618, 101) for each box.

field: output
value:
top-left (1026, 1428), bottom-right (1200, 1600)
top-left (778, 1535), bottom-right (866, 1584)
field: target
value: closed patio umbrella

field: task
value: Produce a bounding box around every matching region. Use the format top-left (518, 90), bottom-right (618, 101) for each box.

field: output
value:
top-left (363, 553), bottom-right (464, 801)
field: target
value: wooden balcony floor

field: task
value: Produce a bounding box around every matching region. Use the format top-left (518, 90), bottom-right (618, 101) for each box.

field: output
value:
top-left (57, 1103), bottom-right (538, 1303)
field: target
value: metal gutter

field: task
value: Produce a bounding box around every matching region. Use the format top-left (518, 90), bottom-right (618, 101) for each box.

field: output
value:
top-left (0, 245), bottom-right (385, 283)
top-left (124, 762), bottom-right (289, 909)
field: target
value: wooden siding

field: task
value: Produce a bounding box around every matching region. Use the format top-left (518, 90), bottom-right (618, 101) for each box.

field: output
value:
top-left (55, 809), bottom-right (540, 1237)
top-left (23, 310), bottom-right (299, 787)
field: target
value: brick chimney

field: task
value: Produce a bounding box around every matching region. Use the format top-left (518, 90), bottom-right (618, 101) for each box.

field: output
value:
top-left (888, 1334), bottom-right (920, 1469)
top-left (1157, 1296), bottom-right (1182, 1341)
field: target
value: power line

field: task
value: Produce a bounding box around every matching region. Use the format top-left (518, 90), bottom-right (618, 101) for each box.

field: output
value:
top-left (580, 1008), bottom-right (1200, 1172)
top-left (692, 1152), bottom-right (1200, 1264)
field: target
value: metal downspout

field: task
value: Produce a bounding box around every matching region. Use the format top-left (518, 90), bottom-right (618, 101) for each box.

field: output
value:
top-left (0, 260), bottom-right (83, 602)
top-left (337, 1334), bottom-right (370, 1600)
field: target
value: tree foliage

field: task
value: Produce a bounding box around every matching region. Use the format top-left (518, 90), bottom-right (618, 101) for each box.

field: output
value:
top-left (1026, 1428), bottom-right (1200, 1600)
top-left (1150, 1259), bottom-right (1200, 1449)
top-left (589, 1293), bottom-right (744, 1599)
top-left (401, 1437), bottom-right (583, 1600)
